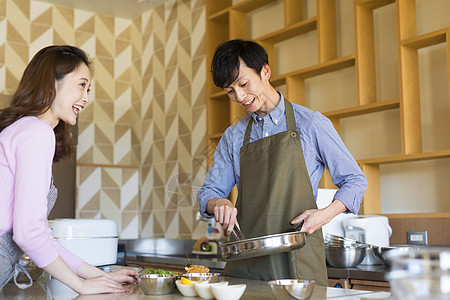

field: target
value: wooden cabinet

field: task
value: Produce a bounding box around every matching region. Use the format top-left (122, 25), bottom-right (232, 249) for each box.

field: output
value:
top-left (205, 0), bottom-right (450, 219)
top-left (351, 279), bottom-right (390, 292)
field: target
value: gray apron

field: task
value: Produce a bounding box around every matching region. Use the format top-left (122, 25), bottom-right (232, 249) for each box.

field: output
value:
top-left (224, 99), bottom-right (328, 286)
top-left (0, 184), bottom-right (57, 289)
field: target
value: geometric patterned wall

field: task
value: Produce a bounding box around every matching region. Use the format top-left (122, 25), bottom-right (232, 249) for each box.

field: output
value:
top-left (0, 0), bottom-right (208, 240)
top-left (139, 0), bottom-right (208, 240)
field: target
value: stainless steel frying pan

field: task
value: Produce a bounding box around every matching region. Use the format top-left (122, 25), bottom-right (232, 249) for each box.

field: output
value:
top-left (219, 222), bottom-right (306, 261)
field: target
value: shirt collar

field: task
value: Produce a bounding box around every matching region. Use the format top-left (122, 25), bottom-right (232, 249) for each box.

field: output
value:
top-left (252, 91), bottom-right (285, 125)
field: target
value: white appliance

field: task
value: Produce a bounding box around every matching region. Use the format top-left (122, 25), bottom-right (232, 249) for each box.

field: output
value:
top-left (51, 218), bottom-right (119, 266)
top-left (343, 215), bottom-right (392, 247)
top-left (316, 189), bottom-right (356, 238)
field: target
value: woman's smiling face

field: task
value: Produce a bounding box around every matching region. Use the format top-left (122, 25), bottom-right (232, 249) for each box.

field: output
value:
top-left (223, 60), bottom-right (274, 117)
top-left (39, 63), bottom-right (91, 128)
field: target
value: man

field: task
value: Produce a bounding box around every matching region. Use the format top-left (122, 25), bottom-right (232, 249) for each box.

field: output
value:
top-left (197, 39), bottom-right (367, 285)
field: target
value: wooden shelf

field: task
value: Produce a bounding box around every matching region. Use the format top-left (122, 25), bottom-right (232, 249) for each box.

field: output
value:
top-left (324, 98), bottom-right (400, 119)
top-left (356, 0), bottom-right (395, 10)
top-left (285, 55), bottom-right (355, 79)
top-left (208, 132), bottom-right (223, 140)
top-left (209, 90), bottom-right (227, 100)
top-left (270, 55), bottom-right (355, 88)
top-left (206, 0), bottom-right (450, 221)
top-left (384, 212), bottom-right (450, 219)
top-left (208, 0), bottom-right (276, 22)
top-left (358, 149), bottom-right (450, 165)
top-left (402, 28), bottom-right (448, 49)
top-left (232, 0), bottom-right (276, 13)
top-left (255, 17), bottom-right (317, 44)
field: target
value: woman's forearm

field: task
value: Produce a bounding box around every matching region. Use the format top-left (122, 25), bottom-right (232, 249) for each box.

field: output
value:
top-left (43, 256), bottom-right (84, 292)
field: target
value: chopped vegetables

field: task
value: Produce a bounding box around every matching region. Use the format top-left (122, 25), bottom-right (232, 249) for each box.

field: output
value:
top-left (145, 268), bottom-right (174, 276)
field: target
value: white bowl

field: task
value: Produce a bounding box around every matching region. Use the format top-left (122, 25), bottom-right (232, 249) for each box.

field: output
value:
top-left (175, 280), bottom-right (197, 297)
top-left (211, 284), bottom-right (247, 300)
top-left (193, 281), bottom-right (228, 299)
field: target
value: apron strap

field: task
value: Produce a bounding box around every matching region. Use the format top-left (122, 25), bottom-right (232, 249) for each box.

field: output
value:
top-left (13, 262), bottom-right (33, 289)
top-left (242, 116), bottom-right (253, 147)
top-left (284, 99), bottom-right (297, 131)
top-left (243, 99), bottom-right (297, 149)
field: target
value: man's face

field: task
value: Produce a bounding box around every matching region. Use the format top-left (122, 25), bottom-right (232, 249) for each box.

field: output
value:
top-left (223, 60), bottom-right (272, 116)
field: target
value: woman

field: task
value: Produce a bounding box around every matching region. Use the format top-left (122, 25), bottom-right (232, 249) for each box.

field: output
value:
top-left (0, 45), bottom-right (138, 294)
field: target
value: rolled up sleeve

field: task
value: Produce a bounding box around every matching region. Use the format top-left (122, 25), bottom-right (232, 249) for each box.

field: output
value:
top-left (197, 127), bottom-right (237, 218)
top-left (312, 114), bottom-right (367, 214)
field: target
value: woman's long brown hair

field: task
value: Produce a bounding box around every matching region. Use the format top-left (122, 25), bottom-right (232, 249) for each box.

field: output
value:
top-left (0, 45), bottom-right (92, 162)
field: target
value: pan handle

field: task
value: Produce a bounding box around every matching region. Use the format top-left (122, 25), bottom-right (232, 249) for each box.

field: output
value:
top-left (287, 220), bottom-right (304, 233)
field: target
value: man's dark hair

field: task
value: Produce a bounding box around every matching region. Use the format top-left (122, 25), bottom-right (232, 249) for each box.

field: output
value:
top-left (211, 39), bottom-right (269, 88)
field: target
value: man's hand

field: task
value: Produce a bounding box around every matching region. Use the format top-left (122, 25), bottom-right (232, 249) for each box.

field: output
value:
top-left (207, 198), bottom-right (238, 234)
top-left (291, 199), bottom-right (346, 235)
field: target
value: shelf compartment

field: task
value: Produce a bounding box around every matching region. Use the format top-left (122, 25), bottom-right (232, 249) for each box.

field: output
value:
top-left (358, 149), bottom-right (450, 165)
top-left (401, 28), bottom-right (448, 49)
top-left (255, 17), bottom-right (317, 44)
top-left (324, 98), bottom-right (400, 119)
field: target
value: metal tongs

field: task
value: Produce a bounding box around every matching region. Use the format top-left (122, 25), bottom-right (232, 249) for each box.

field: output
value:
top-left (231, 226), bottom-right (246, 241)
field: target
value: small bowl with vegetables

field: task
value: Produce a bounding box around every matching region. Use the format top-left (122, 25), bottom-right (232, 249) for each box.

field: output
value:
top-left (139, 268), bottom-right (177, 295)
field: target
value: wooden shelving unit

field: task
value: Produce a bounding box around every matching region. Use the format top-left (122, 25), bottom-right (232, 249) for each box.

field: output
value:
top-left (205, 0), bottom-right (450, 222)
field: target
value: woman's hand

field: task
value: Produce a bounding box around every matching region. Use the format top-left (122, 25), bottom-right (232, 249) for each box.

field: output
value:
top-left (76, 275), bottom-right (128, 294)
top-left (207, 198), bottom-right (238, 235)
top-left (105, 268), bottom-right (139, 284)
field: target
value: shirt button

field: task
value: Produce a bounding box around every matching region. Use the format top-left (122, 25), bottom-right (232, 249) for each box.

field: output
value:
top-left (265, 132), bottom-right (268, 137)
top-left (274, 119), bottom-right (278, 124)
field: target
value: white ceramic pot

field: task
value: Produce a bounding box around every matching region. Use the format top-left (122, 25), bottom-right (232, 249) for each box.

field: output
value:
top-left (51, 218), bottom-right (118, 266)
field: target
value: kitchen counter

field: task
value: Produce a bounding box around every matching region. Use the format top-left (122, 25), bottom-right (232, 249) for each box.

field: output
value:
top-left (133, 253), bottom-right (389, 283)
top-left (1, 271), bottom-right (392, 299)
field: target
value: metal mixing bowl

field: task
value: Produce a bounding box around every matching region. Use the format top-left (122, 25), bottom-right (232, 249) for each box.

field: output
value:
top-left (268, 279), bottom-right (315, 300)
top-left (177, 272), bottom-right (221, 283)
top-left (385, 247), bottom-right (450, 299)
top-left (139, 274), bottom-right (176, 295)
top-left (385, 247), bottom-right (450, 300)
top-left (325, 245), bottom-right (365, 268)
